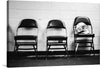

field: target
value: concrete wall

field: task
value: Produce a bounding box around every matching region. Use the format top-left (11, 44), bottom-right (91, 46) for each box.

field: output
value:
top-left (8, 1), bottom-right (100, 51)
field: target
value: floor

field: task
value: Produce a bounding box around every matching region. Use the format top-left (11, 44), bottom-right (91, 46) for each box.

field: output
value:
top-left (7, 55), bottom-right (100, 67)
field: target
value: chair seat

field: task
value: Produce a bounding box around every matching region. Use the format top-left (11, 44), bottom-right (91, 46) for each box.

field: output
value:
top-left (17, 42), bottom-right (37, 45)
top-left (48, 42), bottom-right (66, 45)
top-left (15, 35), bottom-right (37, 40)
top-left (18, 48), bottom-right (35, 50)
top-left (77, 45), bottom-right (93, 47)
top-left (48, 48), bottom-right (66, 49)
top-left (74, 34), bottom-right (95, 37)
top-left (47, 36), bottom-right (67, 40)
top-left (17, 40), bottom-right (36, 42)
top-left (75, 40), bottom-right (93, 43)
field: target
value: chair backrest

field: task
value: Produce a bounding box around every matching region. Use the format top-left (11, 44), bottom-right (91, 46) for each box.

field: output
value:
top-left (16, 19), bottom-right (38, 35)
top-left (18, 19), bottom-right (38, 28)
top-left (74, 16), bottom-right (91, 26)
top-left (47, 20), bottom-right (66, 29)
top-left (46, 19), bottom-right (67, 37)
top-left (73, 16), bottom-right (93, 34)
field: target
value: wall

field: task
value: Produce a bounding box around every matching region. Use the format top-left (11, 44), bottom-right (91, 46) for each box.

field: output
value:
top-left (8, 1), bottom-right (100, 51)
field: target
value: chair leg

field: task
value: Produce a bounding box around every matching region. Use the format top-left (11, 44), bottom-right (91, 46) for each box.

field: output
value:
top-left (74, 42), bottom-right (76, 57)
top-left (66, 40), bottom-right (68, 57)
top-left (35, 45), bottom-right (38, 59)
top-left (75, 43), bottom-right (79, 57)
top-left (66, 46), bottom-right (68, 57)
top-left (64, 44), bottom-right (68, 57)
top-left (89, 43), bottom-right (92, 55)
top-left (14, 42), bottom-right (18, 52)
top-left (46, 49), bottom-right (49, 60)
top-left (89, 42), bottom-right (95, 56)
top-left (16, 45), bottom-right (19, 52)
top-left (46, 45), bottom-right (49, 60)
top-left (33, 45), bottom-right (37, 59)
top-left (92, 43), bottom-right (95, 56)
top-left (14, 41), bottom-right (16, 51)
top-left (63, 45), bottom-right (66, 57)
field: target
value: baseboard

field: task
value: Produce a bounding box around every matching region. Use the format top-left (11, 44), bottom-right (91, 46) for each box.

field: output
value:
top-left (7, 50), bottom-right (100, 56)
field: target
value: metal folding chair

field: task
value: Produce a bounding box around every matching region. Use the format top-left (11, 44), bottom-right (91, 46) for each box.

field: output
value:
top-left (46, 19), bottom-right (68, 58)
top-left (73, 16), bottom-right (95, 56)
top-left (14, 19), bottom-right (38, 56)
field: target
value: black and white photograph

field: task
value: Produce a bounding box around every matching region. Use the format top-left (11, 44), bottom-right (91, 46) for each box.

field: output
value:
top-left (7, 0), bottom-right (100, 67)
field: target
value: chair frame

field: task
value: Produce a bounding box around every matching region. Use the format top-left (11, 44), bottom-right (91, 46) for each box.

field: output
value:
top-left (73, 16), bottom-right (95, 56)
top-left (46, 20), bottom-right (68, 58)
top-left (14, 19), bottom-right (38, 55)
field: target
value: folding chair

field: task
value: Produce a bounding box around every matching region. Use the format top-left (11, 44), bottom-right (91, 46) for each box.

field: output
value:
top-left (73, 16), bottom-right (95, 56)
top-left (14, 19), bottom-right (38, 55)
top-left (46, 19), bottom-right (68, 58)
